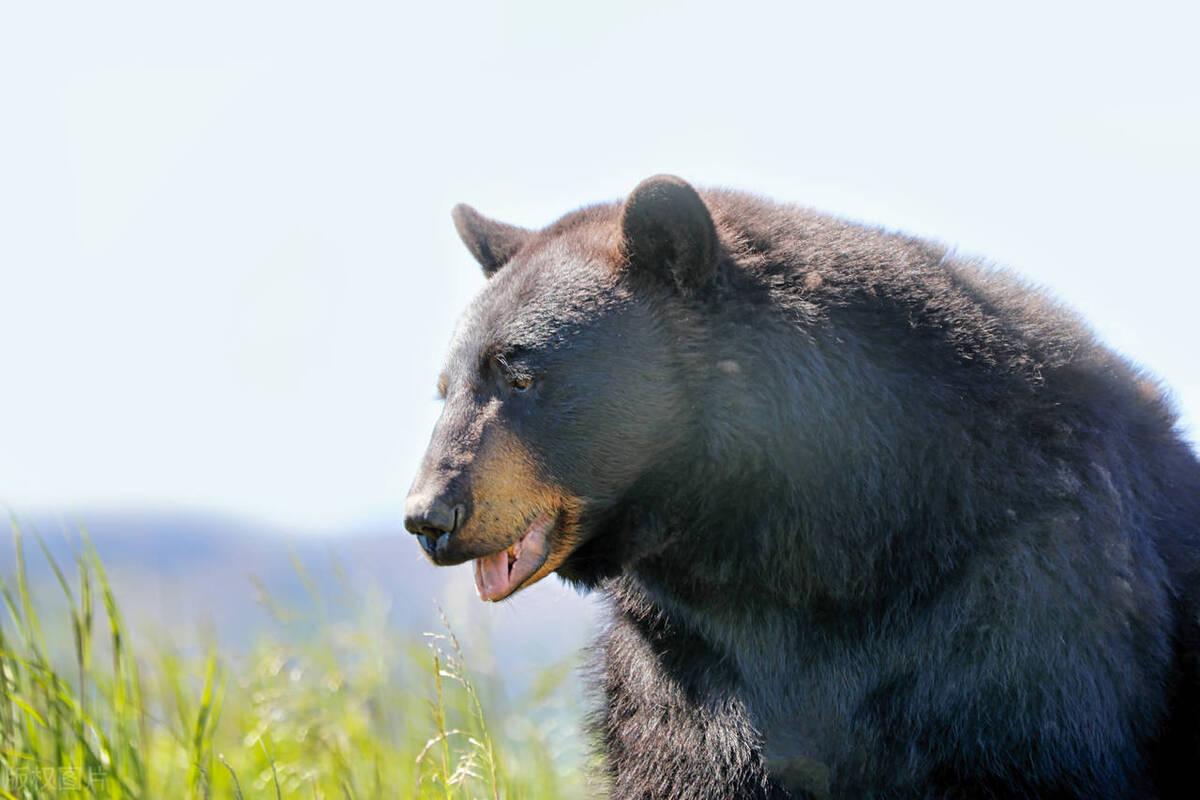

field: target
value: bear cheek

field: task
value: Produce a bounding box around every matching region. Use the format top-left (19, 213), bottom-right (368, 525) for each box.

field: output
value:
top-left (461, 428), bottom-right (582, 555)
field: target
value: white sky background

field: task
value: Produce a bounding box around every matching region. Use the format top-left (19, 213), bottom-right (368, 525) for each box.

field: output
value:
top-left (1, 1), bottom-right (1197, 533)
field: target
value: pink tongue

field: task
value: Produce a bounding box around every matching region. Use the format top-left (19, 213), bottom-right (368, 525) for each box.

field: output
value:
top-left (472, 513), bottom-right (556, 602)
top-left (474, 550), bottom-right (511, 601)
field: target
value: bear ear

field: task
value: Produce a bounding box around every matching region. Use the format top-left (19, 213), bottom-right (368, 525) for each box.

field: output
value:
top-left (451, 204), bottom-right (533, 277)
top-left (618, 175), bottom-right (718, 294)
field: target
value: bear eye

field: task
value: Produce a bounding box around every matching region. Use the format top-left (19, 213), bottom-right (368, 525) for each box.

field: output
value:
top-left (510, 375), bottom-right (533, 392)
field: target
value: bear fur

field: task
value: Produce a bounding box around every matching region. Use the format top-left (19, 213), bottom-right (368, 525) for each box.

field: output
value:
top-left (415, 176), bottom-right (1200, 798)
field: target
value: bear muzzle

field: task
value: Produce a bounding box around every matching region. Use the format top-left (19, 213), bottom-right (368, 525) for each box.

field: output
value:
top-left (404, 490), bottom-right (468, 564)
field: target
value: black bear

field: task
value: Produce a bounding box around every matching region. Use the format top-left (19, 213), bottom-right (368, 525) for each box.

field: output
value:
top-left (405, 175), bottom-right (1200, 798)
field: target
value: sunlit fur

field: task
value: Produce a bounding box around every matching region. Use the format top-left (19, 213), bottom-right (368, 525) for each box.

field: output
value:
top-left (433, 180), bottom-right (1200, 798)
top-left (463, 428), bottom-right (581, 584)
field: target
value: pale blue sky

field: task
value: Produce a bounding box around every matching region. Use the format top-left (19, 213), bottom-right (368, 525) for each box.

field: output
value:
top-left (1, 1), bottom-right (1197, 532)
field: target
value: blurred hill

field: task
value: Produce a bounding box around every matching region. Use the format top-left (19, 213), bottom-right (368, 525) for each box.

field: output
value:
top-left (0, 508), bottom-right (600, 682)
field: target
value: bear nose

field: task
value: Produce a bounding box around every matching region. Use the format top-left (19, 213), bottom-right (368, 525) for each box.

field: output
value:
top-left (404, 493), bottom-right (463, 556)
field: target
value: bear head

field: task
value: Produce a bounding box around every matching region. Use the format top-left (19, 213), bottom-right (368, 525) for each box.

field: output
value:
top-left (405, 175), bottom-right (720, 601)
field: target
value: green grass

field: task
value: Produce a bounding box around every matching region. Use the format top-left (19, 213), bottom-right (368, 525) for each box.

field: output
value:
top-left (0, 520), bottom-right (588, 798)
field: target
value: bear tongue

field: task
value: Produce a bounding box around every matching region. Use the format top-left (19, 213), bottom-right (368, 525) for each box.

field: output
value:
top-left (473, 513), bottom-right (555, 602)
top-left (473, 550), bottom-right (511, 602)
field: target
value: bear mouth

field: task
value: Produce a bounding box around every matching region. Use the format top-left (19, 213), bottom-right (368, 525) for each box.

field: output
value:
top-left (473, 511), bottom-right (557, 602)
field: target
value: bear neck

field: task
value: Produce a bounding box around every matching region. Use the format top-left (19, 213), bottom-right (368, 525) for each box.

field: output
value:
top-left (616, 297), bottom-right (1036, 621)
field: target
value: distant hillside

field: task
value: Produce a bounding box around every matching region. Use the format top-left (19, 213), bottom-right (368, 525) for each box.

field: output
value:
top-left (1, 508), bottom-right (599, 677)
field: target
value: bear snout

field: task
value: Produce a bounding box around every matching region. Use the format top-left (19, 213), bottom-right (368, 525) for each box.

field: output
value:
top-left (404, 490), bottom-right (467, 563)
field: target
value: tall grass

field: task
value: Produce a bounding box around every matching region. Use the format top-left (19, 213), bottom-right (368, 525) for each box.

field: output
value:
top-left (0, 520), bottom-right (587, 798)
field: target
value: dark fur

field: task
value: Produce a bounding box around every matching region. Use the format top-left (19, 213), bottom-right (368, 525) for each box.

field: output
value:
top-left (420, 178), bottom-right (1200, 798)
